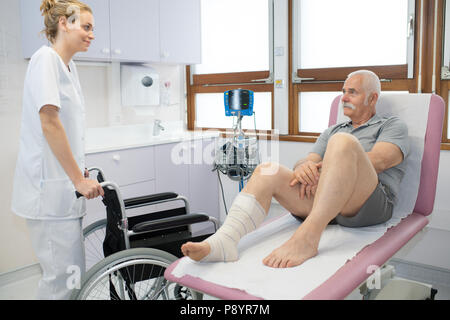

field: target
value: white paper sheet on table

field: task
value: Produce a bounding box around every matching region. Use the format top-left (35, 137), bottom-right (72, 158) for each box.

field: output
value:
top-left (173, 94), bottom-right (431, 300)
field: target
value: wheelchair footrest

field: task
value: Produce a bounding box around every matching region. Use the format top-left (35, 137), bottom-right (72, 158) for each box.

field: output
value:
top-left (132, 213), bottom-right (210, 234)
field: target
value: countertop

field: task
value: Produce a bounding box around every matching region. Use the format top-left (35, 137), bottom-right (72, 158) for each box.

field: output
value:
top-left (85, 123), bottom-right (220, 154)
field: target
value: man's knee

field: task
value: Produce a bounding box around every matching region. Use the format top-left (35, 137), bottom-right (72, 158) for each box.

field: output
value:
top-left (254, 161), bottom-right (281, 177)
top-left (327, 132), bottom-right (361, 153)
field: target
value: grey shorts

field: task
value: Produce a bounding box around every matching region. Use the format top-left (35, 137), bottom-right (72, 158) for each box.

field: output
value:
top-left (292, 182), bottom-right (394, 228)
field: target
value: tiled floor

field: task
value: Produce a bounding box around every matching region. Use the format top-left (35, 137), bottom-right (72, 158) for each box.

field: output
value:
top-left (0, 273), bottom-right (40, 300)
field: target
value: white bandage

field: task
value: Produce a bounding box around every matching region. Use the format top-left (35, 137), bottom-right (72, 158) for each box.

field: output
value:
top-left (202, 192), bottom-right (267, 262)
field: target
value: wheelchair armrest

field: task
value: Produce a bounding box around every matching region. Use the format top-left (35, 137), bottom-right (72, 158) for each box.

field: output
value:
top-left (132, 213), bottom-right (211, 234)
top-left (124, 192), bottom-right (178, 208)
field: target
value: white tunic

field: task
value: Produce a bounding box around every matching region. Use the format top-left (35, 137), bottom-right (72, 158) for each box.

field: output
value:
top-left (12, 46), bottom-right (86, 220)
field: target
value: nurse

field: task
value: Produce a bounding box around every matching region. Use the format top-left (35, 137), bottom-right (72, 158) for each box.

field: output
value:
top-left (11, 0), bottom-right (103, 299)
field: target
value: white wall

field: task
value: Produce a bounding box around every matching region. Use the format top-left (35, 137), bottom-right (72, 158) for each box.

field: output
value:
top-left (1, 0), bottom-right (450, 274)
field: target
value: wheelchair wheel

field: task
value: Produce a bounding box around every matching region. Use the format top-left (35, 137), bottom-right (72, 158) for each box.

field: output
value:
top-left (83, 219), bottom-right (107, 271)
top-left (71, 247), bottom-right (202, 300)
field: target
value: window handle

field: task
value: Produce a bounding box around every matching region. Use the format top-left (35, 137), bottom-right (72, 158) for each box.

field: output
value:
top-left (292, 73), bottom-right (315, 83)
top-left (252, 73), bottom-right (274, 84)
top-left (407, 15), bottom-right (414, 39)
top-left (442, 66), bottom-right (450, 80)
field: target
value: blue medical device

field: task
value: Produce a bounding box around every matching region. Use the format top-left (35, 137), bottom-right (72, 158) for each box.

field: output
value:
top-left (214, 89), bottom-right (260, 195)
top-left (224, 89), bottom-right (254, 117)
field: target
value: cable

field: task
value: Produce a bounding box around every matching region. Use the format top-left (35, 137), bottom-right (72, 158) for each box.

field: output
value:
top-left (216, 168), bottom-right (228, 216)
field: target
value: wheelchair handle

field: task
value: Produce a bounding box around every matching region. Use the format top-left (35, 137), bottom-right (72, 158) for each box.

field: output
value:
top-left (75, 167), bottom-right (107, 198)
top-left (75, 182), bottom-right (109, 199)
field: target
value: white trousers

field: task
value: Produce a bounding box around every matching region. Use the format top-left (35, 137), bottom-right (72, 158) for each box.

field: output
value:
top-left (26, 218), bottom-right (85, 300)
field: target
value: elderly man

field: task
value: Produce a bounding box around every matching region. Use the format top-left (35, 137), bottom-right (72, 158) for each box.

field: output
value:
top-left (182, 70), bottom-right (409, 269)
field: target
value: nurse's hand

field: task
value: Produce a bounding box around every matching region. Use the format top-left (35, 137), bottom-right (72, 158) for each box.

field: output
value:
top-left (75, 178), bottom-right (105, 199)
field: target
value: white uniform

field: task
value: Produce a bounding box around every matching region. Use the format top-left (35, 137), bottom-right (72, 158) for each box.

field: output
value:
top-left (12, 46), bottom-right (87, 299)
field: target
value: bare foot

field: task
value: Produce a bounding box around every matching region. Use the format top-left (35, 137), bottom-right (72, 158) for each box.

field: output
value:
top-left (262, 233), bottom-right (319, 268)
top-left (181, 241), bottom-right (211, 261)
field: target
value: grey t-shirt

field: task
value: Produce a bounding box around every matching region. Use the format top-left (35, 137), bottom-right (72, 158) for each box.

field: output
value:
top-left (311, 114), bottom-right (409, 204)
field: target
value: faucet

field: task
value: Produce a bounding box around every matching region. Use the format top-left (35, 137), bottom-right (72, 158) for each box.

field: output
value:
top-left (153, 119), bottom-right (165, 136)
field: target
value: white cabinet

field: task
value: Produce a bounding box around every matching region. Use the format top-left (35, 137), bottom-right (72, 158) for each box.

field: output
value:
top-left (187, 138), bottom-right (219, 234)
top-left (74, 0), bottom-right (111, 61)
top-left (20, 0), bottom-right (201, 64)
top-left (83, 146), bottom-right (156, 227)
top-left (20, 0), bottom-right (48, 59)
top-left (85, 146), bottom-right (155, 187)
top-left (159, 0), bottom-right (202, 64)
top-left (153, 139), bottom-right (218, 234)
top-left (108, 0), bottom-right (160, 62)
top-left (154, 142), bottom-right (189, 197)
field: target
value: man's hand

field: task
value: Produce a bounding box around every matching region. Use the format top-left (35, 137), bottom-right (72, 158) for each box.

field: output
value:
top-left (290, 161), bottom-right (322, 199)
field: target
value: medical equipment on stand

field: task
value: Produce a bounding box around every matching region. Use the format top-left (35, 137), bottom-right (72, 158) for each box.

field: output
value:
top-left (213, 89), bottom-right (260, 212)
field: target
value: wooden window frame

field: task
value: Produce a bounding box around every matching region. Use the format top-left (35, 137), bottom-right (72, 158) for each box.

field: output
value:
top-left (288, 0), bottom-right (419, 140)
top-left (186, 66), bottom-right (275, 133)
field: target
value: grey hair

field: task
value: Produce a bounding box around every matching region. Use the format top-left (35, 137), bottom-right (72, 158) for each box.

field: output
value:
top-left (347, 70), bottom-right (381, 104)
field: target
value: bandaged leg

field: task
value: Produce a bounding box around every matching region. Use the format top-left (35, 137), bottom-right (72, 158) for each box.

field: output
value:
top-left (202, 192), bottom-right (267, 262)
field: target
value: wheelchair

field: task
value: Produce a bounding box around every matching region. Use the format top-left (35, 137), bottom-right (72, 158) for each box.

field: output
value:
top-left (70, 168), bottom-right (219, 300)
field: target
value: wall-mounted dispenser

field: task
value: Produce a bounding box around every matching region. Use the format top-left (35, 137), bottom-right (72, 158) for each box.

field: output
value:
top-left (121, 64), bottom-right (160, 106)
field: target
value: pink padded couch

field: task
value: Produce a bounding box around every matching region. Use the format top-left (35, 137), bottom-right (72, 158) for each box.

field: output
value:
top-left (165, 94), bottom-right (445, 300)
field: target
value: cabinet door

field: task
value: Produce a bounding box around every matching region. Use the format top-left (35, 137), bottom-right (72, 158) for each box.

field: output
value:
top-left (188, 138), bottom-right (219, 234)
top-left (109, 0), bottom-right (160, 62)
top-left (20, 0), bottom-right (49, 59)
top-left (154, 142), bottom-right (190, 197)
top-left (75, 0), bottom-right (111, 61)
top-left (159, 0), bottom-right (202, 64)
top-left (85, 146), bottom-right (155, 187)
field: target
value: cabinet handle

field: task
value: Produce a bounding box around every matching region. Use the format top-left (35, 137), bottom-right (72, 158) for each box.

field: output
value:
top-left (114, 49), bottom-right (122, 55)
top-left (101, 48), bottom-right (110, 54)
top-left (161, 51), bottom-right (170, 58)
top-left (112, 154), bottom-right (121, 162)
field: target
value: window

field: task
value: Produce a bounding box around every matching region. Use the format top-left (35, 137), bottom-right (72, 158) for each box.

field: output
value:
top-left (291, 0), bottom-right (417, 135)
top-left (187, 0), bottom-right (274, 131)
top-left (194, 0), bottom-right (270, 75)
top-left (443, 0), bottom-right (450, 80)
top-left (293, 0), bottom-right (415, 81)
top-left (298, 91), bottom-right (409, 134)
top-left (298, 92), bottom-right (340, 133)
top-left (440, 0), bottom-right (450, 141)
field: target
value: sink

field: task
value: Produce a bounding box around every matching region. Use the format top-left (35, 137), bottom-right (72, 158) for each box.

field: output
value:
top-left (85, 122), bottom-right (218, 153)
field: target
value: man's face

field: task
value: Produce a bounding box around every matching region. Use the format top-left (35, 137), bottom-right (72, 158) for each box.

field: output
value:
top-left (341, 75), bottom-right (369, 118)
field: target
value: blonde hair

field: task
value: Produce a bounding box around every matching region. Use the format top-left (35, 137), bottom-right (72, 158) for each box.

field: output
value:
top-left (40, 0), bottom-right (92, 43)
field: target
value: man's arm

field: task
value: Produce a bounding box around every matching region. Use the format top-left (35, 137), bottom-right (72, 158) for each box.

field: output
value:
top-left (367, 142), bottom-right (404, 174)
top-left (293, 153), bottom-right (322, 171)
top-left (291, 153), bottom-right (323, 188)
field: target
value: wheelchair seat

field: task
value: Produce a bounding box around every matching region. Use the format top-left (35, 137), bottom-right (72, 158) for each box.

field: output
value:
top-left (100, 184), bottom-right (213, 259)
